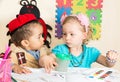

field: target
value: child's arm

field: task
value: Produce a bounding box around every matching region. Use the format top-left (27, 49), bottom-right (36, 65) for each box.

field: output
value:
top-left (39, 53), bottom-right (57, 73)
top-left (12, 64), bottom-right (31, 74)
top-left (97, 50), bottom-right (119, 67)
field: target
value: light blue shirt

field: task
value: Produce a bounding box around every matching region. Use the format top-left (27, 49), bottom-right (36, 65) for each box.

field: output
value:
top-left (26, 50), bottom-right (40, 60)
top-left (52, 44), bottom-right (101, 68)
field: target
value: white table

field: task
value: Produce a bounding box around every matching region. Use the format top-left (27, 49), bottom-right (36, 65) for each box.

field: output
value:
top-left (12, 67), bottom-right (120, 82)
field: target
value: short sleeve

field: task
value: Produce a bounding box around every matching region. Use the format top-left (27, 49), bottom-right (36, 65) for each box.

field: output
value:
top-left (52, 44), bottom-right (69, 56)
top-left (88, 47), bottom-right (101, 62)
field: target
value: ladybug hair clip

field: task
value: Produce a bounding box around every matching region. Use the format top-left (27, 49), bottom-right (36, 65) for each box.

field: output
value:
top-left (19, 0), bottom-right (52, 48)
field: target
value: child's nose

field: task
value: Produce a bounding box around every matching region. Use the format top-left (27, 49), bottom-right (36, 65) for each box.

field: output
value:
top-left (66, 35), bottom-right (70, 40)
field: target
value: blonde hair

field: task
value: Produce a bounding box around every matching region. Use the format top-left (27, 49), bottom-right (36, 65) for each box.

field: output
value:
top-left (62, 14), bottom-right (92, 44)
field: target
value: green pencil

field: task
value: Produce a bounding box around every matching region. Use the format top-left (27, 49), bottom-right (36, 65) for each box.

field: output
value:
top-left (11, 76), bottom-right (17, 82)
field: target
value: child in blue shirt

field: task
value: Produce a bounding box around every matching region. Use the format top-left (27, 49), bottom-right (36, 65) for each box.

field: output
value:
top-left (40, 13), bottom-right (119, 72)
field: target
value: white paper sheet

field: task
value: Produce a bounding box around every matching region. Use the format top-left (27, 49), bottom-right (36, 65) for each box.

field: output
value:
top-left (12, 67), bottom-right (120, 82)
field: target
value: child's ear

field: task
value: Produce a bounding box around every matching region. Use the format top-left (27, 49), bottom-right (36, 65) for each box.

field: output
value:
top-left (83, 32), bottom-right (87, 39)
top-left (21, 40), bottom-right (29, 47)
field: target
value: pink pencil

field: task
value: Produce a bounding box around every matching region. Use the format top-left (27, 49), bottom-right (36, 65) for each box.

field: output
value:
top-left (3, 45), bottom-right (10, 59)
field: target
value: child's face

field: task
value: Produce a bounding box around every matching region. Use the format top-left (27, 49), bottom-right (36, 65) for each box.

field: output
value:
top-left (62, 22), bottom-right (86, 48)
top-left (27, 23), bottom-right (44, 50)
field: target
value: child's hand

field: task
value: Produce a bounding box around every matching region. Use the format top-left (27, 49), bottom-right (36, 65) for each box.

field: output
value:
top-left (12, 64), bottom-right (31, 74)
top-left (40, 55), bottom-right (58, 73)
top-left (106, 50), bottom-right (119, 63)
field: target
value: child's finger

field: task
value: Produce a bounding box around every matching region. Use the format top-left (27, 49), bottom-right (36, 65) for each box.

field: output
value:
top-left (53, 62), bottom-right (58, 67)
top-left (22, 68), bottom-right (32, 74)
top-left (45, 63), bottom-right (51, 73)
top-left (107, 50), bottom-right (119, 60)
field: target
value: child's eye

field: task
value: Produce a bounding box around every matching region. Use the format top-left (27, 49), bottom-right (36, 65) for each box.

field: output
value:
top-left (70, 33), bottom-right (74, 36)
top-left (62, 33), bottom-right (66, 36)
top-left (38, 36), bottom-right (41, 39)
top-left (38, 34), bottom-right (43, 39)
top-left (42, 34), bottom-right (44, 37)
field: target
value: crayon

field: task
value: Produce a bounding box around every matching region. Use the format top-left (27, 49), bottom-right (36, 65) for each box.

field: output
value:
top-left (99, 71), bottom-right (112, 79)
top-left (93, 70), bottom-right (104, 76)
